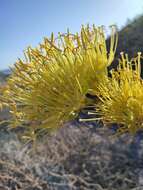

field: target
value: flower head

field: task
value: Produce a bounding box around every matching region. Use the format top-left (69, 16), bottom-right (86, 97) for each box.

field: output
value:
top-left (3, 25), bottom-right (117, 140)
top-left (96, 52), bottom-right (143, 135)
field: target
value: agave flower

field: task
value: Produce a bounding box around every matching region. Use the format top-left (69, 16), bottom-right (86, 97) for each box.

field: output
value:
top-left (94, 52), bottom-right (143, 135)
top-left (3, 25), bottom-right (117, 140)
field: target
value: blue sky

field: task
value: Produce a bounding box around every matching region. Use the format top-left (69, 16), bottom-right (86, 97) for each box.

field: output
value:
top-left (0, 0), bottom-right (143, 70)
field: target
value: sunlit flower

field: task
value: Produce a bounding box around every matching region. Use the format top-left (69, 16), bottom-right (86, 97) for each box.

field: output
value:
top-left (3, 25), bottom-right (117, 140)
top-left (95, 52), bottom-right (143, 135)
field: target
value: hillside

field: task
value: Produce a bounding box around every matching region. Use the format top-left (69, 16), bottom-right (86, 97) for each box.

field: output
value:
top-left (0, 69), bottom-right (10, 83)
top-left (108, 15), bottom-right (143, 74)
top-left (117, 15), bottom-right (143, 57)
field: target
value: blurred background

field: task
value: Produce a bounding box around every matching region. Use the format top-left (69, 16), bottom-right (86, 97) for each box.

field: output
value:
top-left (0, 0), bottom-right (143, 71)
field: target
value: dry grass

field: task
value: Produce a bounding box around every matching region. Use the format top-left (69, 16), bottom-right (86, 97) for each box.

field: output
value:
top-left (0, 123), bottom-right (143, 190)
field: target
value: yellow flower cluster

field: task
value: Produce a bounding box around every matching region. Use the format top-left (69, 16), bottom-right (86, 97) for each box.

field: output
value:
top-left (2, 25), bottom-right (117, 140)
top-left (95, 52), bottom-right (143, 135)
top-left (1, 24), bottom-right (143, 140)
